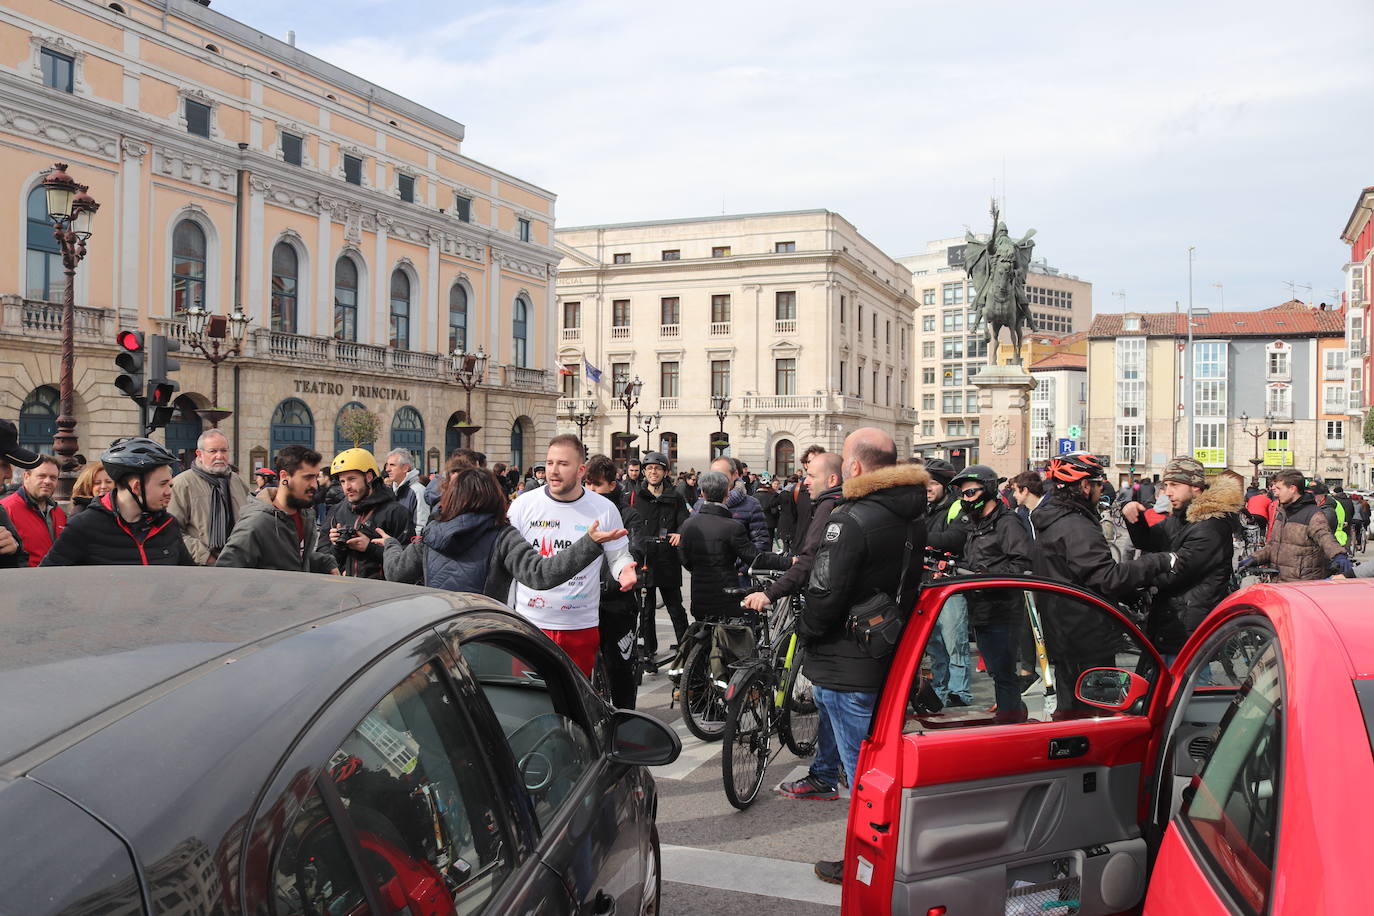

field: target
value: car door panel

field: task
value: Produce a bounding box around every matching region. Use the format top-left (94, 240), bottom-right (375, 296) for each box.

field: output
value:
top-left (847, 577), bottom-right (1169, 916)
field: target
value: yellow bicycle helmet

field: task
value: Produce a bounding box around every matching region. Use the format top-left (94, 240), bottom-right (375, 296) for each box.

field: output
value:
top-left (331, 447), bottom-right (379, 478)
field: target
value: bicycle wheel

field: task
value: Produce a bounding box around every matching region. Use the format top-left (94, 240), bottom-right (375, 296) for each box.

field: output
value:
top-left (679, 639), bottom-right (726, 742)
top-left (778, 638), bottom-right (818, 757)
top-left (721, 667), bottom-right (772, 810)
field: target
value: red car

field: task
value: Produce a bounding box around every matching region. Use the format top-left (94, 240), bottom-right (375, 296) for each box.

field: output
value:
top-left (843, 575), bottom-right (1374, 915)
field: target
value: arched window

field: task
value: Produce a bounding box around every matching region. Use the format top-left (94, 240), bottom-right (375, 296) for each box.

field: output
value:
top-left (449, 284), bottom-right (468, 354)
top-left (445, 409), bottom-right (470, 456)
top-left (510, 418), bottom-right (528, 470)
top-left (512, 297), bottom-right (529, 367)
top-left (391, 406), bottom-right (425, 457)
top-left (163, 395), bottom-right (203, 464)
top-left (19, 385), bottom-right (59, 454)
top-left (334, 256), bottom-right (358, 342)
top-left (390, 269), bottom-right (410, 350)
top-left (25, 187), bottom-right (62, 302)
top-left (271, 242), bottom-right (299, 334)
top-left (334, 401), bottom-right (371, 454)
top-left (773, 438), bottom-right (795, 477)
top-left (270, 398), bottom-right (314, 454)
top-left (172, 219), bottom-right (207, 314)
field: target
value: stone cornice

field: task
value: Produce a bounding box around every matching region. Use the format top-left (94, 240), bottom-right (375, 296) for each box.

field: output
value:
top-left (0, 100), bottom-right (118, 161)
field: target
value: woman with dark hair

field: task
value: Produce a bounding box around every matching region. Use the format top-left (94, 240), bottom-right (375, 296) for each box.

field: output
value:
top-left (379, 467), bottom-right (624, 597)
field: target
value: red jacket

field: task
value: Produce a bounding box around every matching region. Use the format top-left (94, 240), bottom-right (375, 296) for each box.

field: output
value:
top-left (0, 489), bottom-right (67, 567)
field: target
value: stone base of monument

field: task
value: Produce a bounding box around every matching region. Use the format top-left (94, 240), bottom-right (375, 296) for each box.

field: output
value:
top-left (972, 364), bottom-right (1037, 478)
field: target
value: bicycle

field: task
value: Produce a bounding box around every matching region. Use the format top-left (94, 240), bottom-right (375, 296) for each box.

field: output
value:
top-left (718, 565), bottom-right (819, 810)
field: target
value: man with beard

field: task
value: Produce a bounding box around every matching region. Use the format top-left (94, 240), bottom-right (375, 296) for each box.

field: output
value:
top-left (168, 428), bottom-right (251, 565)
top-left (217, 446), bottom-right (339, 573)
top-left (0, 453), bottom-right (64, 567)
top-left (320, 448), bottom-right (415, 578)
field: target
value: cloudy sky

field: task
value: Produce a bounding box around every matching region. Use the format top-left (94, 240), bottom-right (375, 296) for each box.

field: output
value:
top-left (230, 0), bottom-right (1373, 313)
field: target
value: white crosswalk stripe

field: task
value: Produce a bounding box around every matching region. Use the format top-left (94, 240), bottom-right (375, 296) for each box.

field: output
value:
top-left (661, 844), bottom-right (841, 907)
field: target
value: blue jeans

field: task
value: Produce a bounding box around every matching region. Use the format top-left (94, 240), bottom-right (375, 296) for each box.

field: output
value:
top-left (974, 623), bottom-right (1022, 719)
top-left (926, 594), bottom-right (972, 704)
top-left (809, 685), bottom-right (878, 788)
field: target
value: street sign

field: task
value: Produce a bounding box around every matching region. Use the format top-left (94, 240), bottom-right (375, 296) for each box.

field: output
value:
top-left (1194, 447), bottom-right (1227, 468)
top-left (1067, 425), bottom-right (1082, 439)
top-left (1057, 438), bottom-right (1076, 455)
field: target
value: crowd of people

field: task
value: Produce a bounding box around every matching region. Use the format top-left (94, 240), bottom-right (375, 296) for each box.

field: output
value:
top-left (3, 410), bottom-right (1370, 886)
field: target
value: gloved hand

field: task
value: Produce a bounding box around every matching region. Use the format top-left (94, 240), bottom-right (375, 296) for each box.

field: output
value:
top-left (1332, 554), bottom-right (1355, 577)
top-left (1236, 556), bottom-right (1258, 571)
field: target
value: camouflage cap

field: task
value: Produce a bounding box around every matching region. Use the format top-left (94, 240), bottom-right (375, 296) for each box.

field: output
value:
top-left (1161, 455), bottom-right (1207, 488)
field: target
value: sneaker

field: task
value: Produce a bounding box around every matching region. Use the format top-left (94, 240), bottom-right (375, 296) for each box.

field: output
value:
top-left (778, 774), bottom-right (839, 801)
top-left (945, 694), bottom-right (971, 708)
top-left (814, 860), bottom-right (843, 884)
top-left (1019, 674), bottom-right (1042, 697)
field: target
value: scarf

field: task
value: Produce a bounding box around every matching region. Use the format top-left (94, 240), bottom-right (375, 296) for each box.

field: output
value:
top-left (193, 465), bottom-right (234, 553)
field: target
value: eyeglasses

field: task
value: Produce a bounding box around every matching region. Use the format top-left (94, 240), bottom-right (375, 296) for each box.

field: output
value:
top-left (959, 486), bottom-right (984, 497)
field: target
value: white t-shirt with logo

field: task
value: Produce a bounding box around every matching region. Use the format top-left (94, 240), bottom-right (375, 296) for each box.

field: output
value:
top-left (506, 485), bottom-right (633, 631)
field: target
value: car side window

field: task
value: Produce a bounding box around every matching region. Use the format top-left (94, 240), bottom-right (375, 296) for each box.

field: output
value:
top-left (1189, 625), bottom-right (1276, 689)
top-left (1182, 642), bottom-right (1282, 916)
top-left (906, 585), bottom-right (1157, 733)
top-left (460, 639), bottom-right (595, 830)
top-left (328, 663), bottom-right (513, 915)
top-left (273, 784), bottom-right (368, 916)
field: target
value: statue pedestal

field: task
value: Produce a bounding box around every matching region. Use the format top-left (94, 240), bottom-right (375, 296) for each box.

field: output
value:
top-left (972, 365), bottom-right (1037, 478)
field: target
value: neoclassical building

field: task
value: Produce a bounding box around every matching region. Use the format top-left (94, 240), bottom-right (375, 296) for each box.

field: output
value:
top-left (555, 211), bottom-right (918, 474)
top-left (1, 0), bottom-right (559, 477)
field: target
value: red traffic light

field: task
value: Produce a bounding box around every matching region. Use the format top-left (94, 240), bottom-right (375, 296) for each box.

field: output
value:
top-left (116, 329), bottom-right (144, 351)
top-left (148, 382), bottom-right (176, 407)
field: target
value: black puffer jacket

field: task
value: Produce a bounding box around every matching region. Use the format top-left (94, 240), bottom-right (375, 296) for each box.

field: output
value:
top-left (600, 486), bottom-right (647, 626)
top-left (762, 485), bottom-right (842, 602)
top-left (1126, 476), bottom-right (1242, 654)
top-left (962, 500), bottom-right (1034, 627)
top-left (677, 503), bottom-right (788, 619)
top-left (319, 478), bottom-right (415, 578)
top-left (925, 487), bottom-right (969, 560)
top-left (802, 464), bottom-right (929, 692)
top-left (629, 482), bottom-right (688, 587)
top-left (40, 493), bottom-right (195, 567)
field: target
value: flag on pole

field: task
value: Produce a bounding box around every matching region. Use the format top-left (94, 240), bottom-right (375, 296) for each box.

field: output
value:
top-left (558, 366), bottom-right (576, 376)
top-left (584, 359), bottom-right (603, 384)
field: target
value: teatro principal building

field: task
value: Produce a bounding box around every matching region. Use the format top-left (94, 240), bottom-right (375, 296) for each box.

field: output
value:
top-left (0, 0), bottom-right (560, 476)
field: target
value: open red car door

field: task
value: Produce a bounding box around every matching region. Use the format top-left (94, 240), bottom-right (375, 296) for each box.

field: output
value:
top-left (845, 577), bottom-right (1173, 916)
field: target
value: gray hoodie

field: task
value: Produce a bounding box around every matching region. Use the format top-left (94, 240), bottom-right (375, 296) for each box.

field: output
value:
top-left (216, 490), bottom-right (338, 573)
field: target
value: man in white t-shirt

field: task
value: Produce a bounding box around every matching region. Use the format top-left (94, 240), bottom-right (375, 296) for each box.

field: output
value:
top-left (507, 434), bottom-right (636, 675)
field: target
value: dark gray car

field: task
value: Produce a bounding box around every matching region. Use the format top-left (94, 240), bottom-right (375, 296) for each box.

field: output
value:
top-left (0, 567), bottom-right (678, 915)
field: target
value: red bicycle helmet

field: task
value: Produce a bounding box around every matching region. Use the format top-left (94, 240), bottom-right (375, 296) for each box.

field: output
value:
top-left (1046, 451), bottom-right (1106, 484)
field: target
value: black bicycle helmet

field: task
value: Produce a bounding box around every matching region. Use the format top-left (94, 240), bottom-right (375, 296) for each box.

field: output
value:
top-left (921, 458), bottom-right (957, 484)
top-left (949, 464), bottom-right (999, 492)
top-left (101, 437), bottom-right (177, 484)
top-left (642, 451), bottom-right (669, 469)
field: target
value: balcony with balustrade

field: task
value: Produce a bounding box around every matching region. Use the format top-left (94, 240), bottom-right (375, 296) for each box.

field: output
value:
top-left (2, 295), bottom-right (114, 343)
top-left (709, 322), bottom-right (731, 336)
top-left (147, 316), bottom-right (554, 391)
top-left (659, 397), bottom-right (679, 412)
top-left (774, 319), bottom-right (796, 335)
top-left (561, 327), bottom-right (581, 343)
top-left (610, 324), bottom-right (631, 340)
top-left (659, 324), bottom-right (680, 339)
top-left (557, 396), bottom-right (598, 415)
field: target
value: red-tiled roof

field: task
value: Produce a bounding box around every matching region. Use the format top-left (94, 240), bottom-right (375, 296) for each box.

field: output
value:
top-left (1030, 352), bottom-right (1087, 370)
top-left (1089, 305), bottom-right (1345, 339)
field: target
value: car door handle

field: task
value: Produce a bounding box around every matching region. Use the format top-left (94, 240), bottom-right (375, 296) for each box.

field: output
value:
top-left (591, 890), bottom-right (616, 915)
top-left (1048, 735), bottom-right (1089, 759)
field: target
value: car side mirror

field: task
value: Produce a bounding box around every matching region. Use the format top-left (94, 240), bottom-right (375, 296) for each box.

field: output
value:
top-left (1075, 667), bottom-right (1150, 711)
top-left (606, 709), bottom-right (681, 766)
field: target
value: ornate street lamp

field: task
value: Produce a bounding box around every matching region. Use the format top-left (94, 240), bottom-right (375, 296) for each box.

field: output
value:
top-left (618, 374), bottom-right (642, 441)
top-left (184, 302), bottom-right (250, 426)
top-left (450, 346), bottom-right (489, 444)
top-left (1240, 412), bottom-right (1271, 489)
top-left (636, 409), bottom-right (660, 442)
top-left (41, 163), bottom-right (99, 499)
top-left (711, 394), bottom-right (731, 434)
top-left (566, 390), bottom-right (598, 440)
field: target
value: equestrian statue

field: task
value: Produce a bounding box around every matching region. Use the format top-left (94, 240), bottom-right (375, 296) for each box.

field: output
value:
top-left (965, 200), bottom-right (1036, 365)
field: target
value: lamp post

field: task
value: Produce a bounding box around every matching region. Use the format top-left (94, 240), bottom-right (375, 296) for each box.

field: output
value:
top-left (566, 390), bottom-right (598, 441)
top-left (1240, 412), bottom-right (1270, 489)
top-left (450, 346), bottom-right (489, 445)
top-left (636, 409), bottom-right (660, 442)
top-left (712, 394), bottom-right (730, 434)
top-left (618, 374), bottom-right (642, 442)
top-left (41, 163), bottom-right (99, 500)
top-left (184, 303), bottom-right (249, 426)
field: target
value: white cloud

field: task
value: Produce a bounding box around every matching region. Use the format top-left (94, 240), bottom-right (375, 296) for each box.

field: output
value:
top-left (259, 0), bottom-right (1374, 310)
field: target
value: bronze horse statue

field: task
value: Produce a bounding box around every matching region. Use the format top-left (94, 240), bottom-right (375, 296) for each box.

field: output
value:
top-left (965, 210), bottom-right (1036, 365)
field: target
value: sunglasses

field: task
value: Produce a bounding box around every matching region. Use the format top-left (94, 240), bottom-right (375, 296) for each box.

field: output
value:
top-left (959, 486), bottom-right (984, 497)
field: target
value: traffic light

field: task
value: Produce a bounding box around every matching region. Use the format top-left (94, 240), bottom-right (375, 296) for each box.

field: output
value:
top-left (114, 330), bottom-right (146, 404)
top-left (146, 334), bottom-right (181, 432)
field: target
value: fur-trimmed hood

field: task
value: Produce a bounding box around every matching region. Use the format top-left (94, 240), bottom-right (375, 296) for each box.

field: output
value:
top-left (842, 463), bottom-right (930, 500)
top-left (1186, 473), bottom-right (1244, 522)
